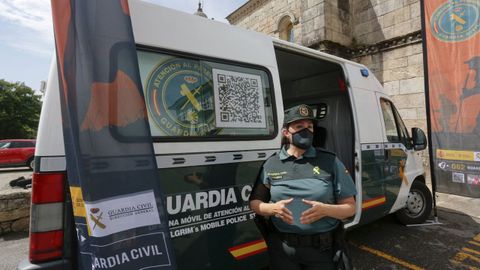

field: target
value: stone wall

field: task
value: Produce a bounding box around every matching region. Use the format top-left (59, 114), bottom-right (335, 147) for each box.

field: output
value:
top-left (300, 0), bottom-right (326, 46)
top-left (324, 0), bottom-right (353, 46)
top-left (227, 0), bottom-right (303, 44)
top-left (0, 189), bottom-right (30, 235)
top-left (352, 0), bottom-right (421, 45)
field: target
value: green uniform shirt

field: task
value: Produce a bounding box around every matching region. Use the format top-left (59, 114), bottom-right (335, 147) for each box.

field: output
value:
top-left (260, 146), bottom-right (357, 234)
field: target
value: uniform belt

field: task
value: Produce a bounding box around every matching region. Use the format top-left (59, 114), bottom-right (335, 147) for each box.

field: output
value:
top-left (276, 231), bottom-right (333, 249)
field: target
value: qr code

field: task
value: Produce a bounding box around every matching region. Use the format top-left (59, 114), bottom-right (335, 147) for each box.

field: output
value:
top-left (213, 69), bottom-right (266, 128)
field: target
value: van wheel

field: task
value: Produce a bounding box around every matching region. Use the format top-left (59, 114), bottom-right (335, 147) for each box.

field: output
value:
top-left (28, 157), bottom-right (35, 171)
top-left (395, 181), bottom-right (432, 225)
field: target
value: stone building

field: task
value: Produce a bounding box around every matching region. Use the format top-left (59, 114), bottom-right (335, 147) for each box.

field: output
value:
top-left (226, 0), bottom-right (426, 133)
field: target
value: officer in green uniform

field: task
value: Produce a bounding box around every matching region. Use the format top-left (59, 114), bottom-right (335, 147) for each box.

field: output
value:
top-left (250, 104), bottom-right (356, 270)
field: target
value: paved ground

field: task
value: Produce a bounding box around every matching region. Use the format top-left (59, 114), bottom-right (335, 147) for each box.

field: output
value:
top-left (0, 168), bottom-right (479, 270)
top-left (348, 206), bottom-right (480, 270)
top-left (0, 168), bottom-right (32, 270)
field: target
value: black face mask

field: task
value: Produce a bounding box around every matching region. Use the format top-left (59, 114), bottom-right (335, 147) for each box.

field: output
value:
top-left (290, 128), bottom-right (314, 150)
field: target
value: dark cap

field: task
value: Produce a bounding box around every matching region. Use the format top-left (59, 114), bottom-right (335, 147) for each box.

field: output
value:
top-left (283, 104), bottom-right (315, 125)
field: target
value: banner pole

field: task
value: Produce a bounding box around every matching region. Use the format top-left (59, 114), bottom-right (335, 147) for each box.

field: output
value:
top-left (419, 0), bottom-right (440, 224)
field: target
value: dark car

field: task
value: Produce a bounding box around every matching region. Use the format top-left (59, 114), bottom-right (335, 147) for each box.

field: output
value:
top-left (0, 139), bottom-right (36, 170)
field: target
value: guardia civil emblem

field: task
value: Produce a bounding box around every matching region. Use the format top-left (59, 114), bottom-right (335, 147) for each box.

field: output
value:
top-left (299, 105), bottom-right (309, 117)
top-left (431, 0), bottom-right (479, 42)
top-left (145, 58), bottom-right (216, 136)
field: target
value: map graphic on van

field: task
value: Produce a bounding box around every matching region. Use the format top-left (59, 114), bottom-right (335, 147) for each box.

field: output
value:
top-left (145, 58), bottom-right (216, 136)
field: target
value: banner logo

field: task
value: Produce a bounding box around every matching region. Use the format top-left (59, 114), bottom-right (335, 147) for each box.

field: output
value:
top-left (90, 208), bottom-right (106, 231)
top-left (431, 0), bottom-right (480, 42)
top-left (85, 191), bottom-right (161, 238)
top-left (145, 58), bottom-right (215, 136)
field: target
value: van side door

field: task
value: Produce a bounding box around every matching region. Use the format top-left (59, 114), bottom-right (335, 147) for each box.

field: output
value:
top-left (377, 96), bottom-right (413, 213)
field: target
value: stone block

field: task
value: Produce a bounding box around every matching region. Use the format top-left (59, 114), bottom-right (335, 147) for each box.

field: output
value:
top-left (379, 0), bottom-right (396, 16)
top-left (383, 12), bottom-right (395, 28)
top-left (411, 43), bottom-right (423, 54)
top-left (382, 26), bottom-right (395, 39)
top-left (417, 107), bottom-right (427, 120)
top-left (303, 18), bottom-right (315, 33)
top-left (303, 5), bottom-right (320, 21)
top-left (0, 208), bottom-right (30, 222)
top-left (408, 53), bottom-right (423, 66)
top-left (384, 45), bottom-right (414, 61)
top-left (394, 6), bottom-right (411, 24)
top-left (393, 93), bottom-right (426, 108)
top-left (307, 0), bottom-right (322, 8)
top-left (410, 3), bottom-right (420, 19)
top-left (397, 108), bottom-right (417, 120)
top-left (356, 21), bottom-right (374, 36)
top-left (12, 217), bottom-right (29, 232)
top-left (369, 30), bottom-right (386, 44)
top-left (393, 0), bottom-right (405, 10)
top-left (7, 198), bottom-right (30, 211)
top-left (384, 81), bottom-right (400, 95)
top-left (384, 57), bottom-right (408, 70)
top-left (0, 221), bottom-right (12, 235)
top-left (393, 20), bottom-right (412, 36)
top-left (410, 17), bottom-right (421, 31)
top-left (407, 64), bottom-right (424, 78)
top-left (399, 77), bottom-right (425, 94)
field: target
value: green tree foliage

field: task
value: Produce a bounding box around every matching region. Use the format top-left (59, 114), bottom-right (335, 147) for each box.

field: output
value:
top-left (0, 79), bottom-right (42, 139)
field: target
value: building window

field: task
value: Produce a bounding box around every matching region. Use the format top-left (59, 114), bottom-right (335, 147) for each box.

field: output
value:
top-left (278, 16), bottom-right (294, 42)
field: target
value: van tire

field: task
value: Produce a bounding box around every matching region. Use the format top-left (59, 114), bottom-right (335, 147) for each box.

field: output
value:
top-left (27, 157), bottom-right (35, 171)
top-left (395, 181), bottom-right (432, 225)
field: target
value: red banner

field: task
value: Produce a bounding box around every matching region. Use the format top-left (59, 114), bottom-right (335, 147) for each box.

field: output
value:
top-left (422, 0), bottom-right (480, 197)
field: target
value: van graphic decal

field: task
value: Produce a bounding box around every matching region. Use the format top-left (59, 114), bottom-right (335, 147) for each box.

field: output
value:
top-left (362, 196), bottom-right (386, 210)
top-left (399, 160), bottom-right (409, 186)
top-left (228, 239), bottom-right (267, 260)
top-left (145, 58), bottom-right (216, 136)
top-left (81, 70), bottom-right (147, 131)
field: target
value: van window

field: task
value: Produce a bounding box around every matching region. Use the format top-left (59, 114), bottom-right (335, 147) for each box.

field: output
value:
top-left (380, 99), bottom-right (412, 148)
top-left (380, 99), bottom-right (399, 142)
top-left (393, 106), bottom-right (412, 149)
top-left (137, 49), bottom-right (276, 140)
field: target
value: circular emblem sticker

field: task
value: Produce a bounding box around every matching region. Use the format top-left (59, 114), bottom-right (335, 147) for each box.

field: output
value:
top-left (145, 58), bottom-right (216, 136)
top-left (299, 105), bottom-right (309, 117)
top-left (430, 0), bottom-right (479, 42)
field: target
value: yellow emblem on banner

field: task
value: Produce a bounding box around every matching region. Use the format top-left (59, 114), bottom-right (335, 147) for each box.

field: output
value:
top-left (436, 149), bottom-right (478, 161)
top-left (70, 186), bottom-right (86, 218)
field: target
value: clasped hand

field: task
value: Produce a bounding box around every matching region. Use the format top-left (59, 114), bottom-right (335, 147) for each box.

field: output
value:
top-left (271, 198), bottom-right (328, 225)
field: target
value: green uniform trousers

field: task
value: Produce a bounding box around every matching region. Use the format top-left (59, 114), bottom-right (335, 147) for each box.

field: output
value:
top-left (267, 232), bottom-right (335, 270)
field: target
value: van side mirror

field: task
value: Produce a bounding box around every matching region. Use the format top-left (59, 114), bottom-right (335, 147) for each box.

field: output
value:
top-left (411, 128), bottom-right (427, 151)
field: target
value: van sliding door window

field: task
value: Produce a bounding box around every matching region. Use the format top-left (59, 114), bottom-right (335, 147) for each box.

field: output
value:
top-left (137, 49), bottom-right (276, 140)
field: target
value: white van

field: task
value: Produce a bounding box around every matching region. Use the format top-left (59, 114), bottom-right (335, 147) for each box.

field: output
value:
top-left (19, 1), bottom-right (431, 269)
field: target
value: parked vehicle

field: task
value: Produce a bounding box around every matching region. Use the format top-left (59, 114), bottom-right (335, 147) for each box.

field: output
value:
top-left (18, 2), bottom-right (432, 270)
top-left (0, 139), bottom-right (36, 170)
